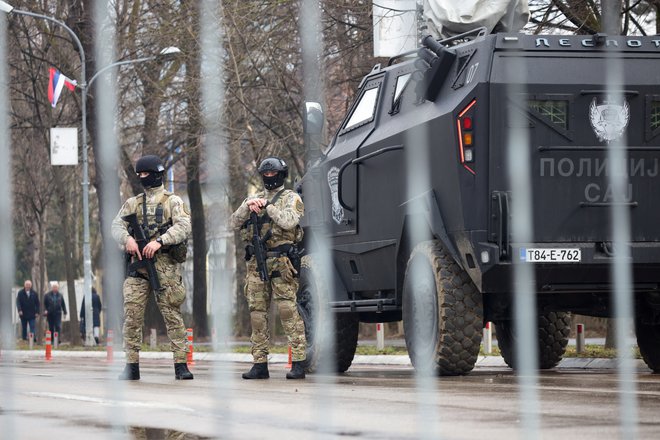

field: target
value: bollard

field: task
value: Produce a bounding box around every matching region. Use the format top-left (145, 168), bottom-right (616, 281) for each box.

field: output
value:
top-left (576, 323), bottom-right (585, 354)
top-left (150, 328), bottom-right (157, 349)
top-left (106, 330), bottom-right (114, 362)
top-left (376, 323), bottom-right (385, 351)
top-left (29, 332), bottom-right (34, 350)
top-left (54, 331), bottom-right (59, 349)
top-left (186, 328), bottom-right (194, 366)
top-left (482, 321), bottom-right (492, 354)
top-left (45, 331), bottom-right (52, 361)
top-left (287, 346), bottom-right (292, 369)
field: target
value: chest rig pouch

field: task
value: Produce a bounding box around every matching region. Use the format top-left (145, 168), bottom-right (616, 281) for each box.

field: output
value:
top-left (135, 192), bottom-right (188, 263)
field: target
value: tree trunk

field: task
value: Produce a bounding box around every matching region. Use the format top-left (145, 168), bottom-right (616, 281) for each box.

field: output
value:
top-left (27, 214), bottom-right (47, 343)
top-left (234, 233), bottom-right (250, 336)
top-left (53, 168), bottom-right (81, 345)
top-left (179, 0), bottom-right (208, 337)
top-left (187, 149), bottom-right (208, 337)
top-left (605, 318), bottom-right (616, 349)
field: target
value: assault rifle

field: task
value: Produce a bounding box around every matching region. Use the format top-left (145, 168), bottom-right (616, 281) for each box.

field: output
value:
top-left (122, 212), bottom-right (163, 293)
top-left (250, 211), bottom-right (272, 281)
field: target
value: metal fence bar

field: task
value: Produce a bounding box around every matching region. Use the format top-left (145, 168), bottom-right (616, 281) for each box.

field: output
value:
top-left (199, 1), bottom-right (235, 437)
top-left (0, 10), bottom-right (16, 439)
top-left (603, 13), bottom-right (639, 435)
top-left (506, 53), bottom-right (541, 439)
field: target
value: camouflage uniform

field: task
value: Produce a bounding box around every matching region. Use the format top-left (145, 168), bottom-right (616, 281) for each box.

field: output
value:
top-left (111, 184), bottom-right (191, 363)
top-left (231, 187), bottom-right (307, 363)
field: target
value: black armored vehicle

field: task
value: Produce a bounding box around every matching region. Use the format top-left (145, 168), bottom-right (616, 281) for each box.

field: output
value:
top-left (298, 28), bottom-right (660, 375)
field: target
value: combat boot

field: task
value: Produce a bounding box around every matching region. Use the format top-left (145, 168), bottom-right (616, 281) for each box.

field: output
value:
top-left (286, 361), bottom-right (306, 380)
top-left (118, 363), bottom-right (140, 380)
top-left (174, 363), bottom-right (194, 380)
top-left (242, 362), bottom-right (269, 379)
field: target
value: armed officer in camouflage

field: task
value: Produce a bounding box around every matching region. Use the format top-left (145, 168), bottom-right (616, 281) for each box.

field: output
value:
top-left (231, 157), bottom-right (307, 380)
top-left (112, 155), bottom-right (193, 381)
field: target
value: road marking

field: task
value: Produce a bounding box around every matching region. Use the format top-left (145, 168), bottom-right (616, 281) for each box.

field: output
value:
top-left (26, 392), bottom-right (195, 412)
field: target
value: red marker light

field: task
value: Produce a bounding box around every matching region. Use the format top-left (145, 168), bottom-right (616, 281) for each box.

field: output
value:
top-left (462, 116), bottom-right (473, 130)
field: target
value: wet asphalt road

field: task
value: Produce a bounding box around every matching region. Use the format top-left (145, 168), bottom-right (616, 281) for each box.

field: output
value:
top-left (1, 356), bottom-right (660, 439)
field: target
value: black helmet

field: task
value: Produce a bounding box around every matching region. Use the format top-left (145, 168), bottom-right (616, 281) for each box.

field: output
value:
top-left (258, 157), bottom-right (288, 190)
top-left (135, 155), bottom-right (165, 188)
top-left (135, 155), bottom-right (165, 173)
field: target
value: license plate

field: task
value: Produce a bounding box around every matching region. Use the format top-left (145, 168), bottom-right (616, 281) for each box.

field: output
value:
top-left (520, 248), bottom-right (581, 263)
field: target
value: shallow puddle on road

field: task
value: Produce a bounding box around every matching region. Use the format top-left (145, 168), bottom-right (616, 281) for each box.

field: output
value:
top-left (127, 426), bottom-right (212, 439)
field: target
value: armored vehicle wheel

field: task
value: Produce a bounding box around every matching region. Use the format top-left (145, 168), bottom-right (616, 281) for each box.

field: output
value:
top-left (635, 317), bottom-right (660, 373)
top-left (297, 255), bottom-right (359, 373)
top-left (495, 312), bottom-right (570, 370)
top-left (402, 240), bottom-right (483, 376)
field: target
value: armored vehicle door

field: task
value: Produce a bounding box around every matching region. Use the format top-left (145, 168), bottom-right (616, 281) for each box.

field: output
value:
top-left (323, 75), bottom-right (384, 236)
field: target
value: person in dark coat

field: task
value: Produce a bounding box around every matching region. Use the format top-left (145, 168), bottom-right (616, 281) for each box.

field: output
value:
top-left (44, 282), bottom-right (68, 339)
top-left (80, 287), bottom-right (102, 344)
top-left (16, 280), bottom-right (39, 341)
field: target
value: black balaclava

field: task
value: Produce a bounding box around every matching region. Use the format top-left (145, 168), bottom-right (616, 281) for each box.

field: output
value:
top-left (262, 172), bottom-right (285, 190)
top-left (140, 172), bottom-right (164, 189)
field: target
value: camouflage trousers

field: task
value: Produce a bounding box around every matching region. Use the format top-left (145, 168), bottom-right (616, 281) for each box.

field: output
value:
top-left (244, 257), bottom-right (307, 363)
top-left (123, 254), bottom-right (188, 363)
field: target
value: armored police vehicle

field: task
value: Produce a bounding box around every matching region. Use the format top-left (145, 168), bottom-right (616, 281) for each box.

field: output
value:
top-left (297, 28), bottom-right (660, 375)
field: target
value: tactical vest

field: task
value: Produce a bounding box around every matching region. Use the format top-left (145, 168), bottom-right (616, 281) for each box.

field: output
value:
top-left (126, 191), bottom-right (188, 265)
top-left (135, 191), bottom-right (173, 239)
top-left (241, 189), bottom-right (303, 247)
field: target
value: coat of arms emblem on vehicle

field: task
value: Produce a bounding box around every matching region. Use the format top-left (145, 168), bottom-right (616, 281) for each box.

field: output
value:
top-left (589, 97), bottom-right (630, 142)
top-left (327, 166), bottom-right (344, 224)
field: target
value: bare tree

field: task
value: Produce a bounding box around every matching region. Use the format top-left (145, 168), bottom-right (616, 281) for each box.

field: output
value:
top-left (529, 0), bottom-right (660, 35)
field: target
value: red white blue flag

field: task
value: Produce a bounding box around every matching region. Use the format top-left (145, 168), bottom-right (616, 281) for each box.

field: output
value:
top-left (48, 67), bottom-right (77, 108)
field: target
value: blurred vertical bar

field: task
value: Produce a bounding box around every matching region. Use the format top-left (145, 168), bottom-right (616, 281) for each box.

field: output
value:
top-left (199, 0), bottom-right (234, 435)
top-left (404, 121), bottom-right (442, 439)
top-left (300, 0), bottom-right (338, 435)
top-left (602, 1), bottom-right (638, 438)
top-left (0, 9), bottom-right (16, 439)
top-left (506, 47), bottom-right (540, 438)
top-left (93, 1), bottom-right (126, 438)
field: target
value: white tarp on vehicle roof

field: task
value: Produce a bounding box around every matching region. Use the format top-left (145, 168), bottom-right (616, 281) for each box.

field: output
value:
top-left (423, 0), bottom-right (530, 38)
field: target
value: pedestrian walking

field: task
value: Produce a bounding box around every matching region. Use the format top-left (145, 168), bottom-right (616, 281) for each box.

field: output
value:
top-left (80, 287), bottom-right (102, 344)
top-left (16, 280), bottom-right (39, 342)
top-left (44, 281), bottom-right (67, 339)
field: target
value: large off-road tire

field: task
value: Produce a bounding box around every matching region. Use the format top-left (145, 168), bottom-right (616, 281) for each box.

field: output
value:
top-left (297, 254), bottom-right (359, 373)
top-left (495, 311), bottom-right (570, 370)
top-left (402, 240), bottom-right (483, 376)
top-left (635, 317), bottom-right (660, 373)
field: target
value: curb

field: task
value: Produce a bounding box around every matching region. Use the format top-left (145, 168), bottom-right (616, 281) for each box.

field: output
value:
top-left (1, 350), bottom-right (651, 370)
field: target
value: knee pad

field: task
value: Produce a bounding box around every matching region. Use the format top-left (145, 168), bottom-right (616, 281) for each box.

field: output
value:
top-left (250, 311), bottom-right (268, 332)
top-left (278, 301), bottom-right (296, 321)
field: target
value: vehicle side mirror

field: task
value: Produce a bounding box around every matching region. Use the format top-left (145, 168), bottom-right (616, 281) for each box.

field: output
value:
top-left (304, 102), bottom-right (325, 162)
top-left (304, 102), bottom-right (324, 135)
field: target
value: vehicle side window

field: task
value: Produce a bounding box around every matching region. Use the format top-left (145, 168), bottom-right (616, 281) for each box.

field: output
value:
top-left (344, 86), bottom-right (380, 131)
top-left (390, 73), bottom-right (411, 115)
top-left (393, 73), bottom-right (411, 103)
top-left (526, 94), bottom-right (573, 139)
top-left (645, 96), bottom-right (660, 142)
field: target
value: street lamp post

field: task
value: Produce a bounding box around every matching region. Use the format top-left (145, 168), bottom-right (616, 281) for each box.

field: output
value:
top-left (0, 1), bottom-right (180, 345)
